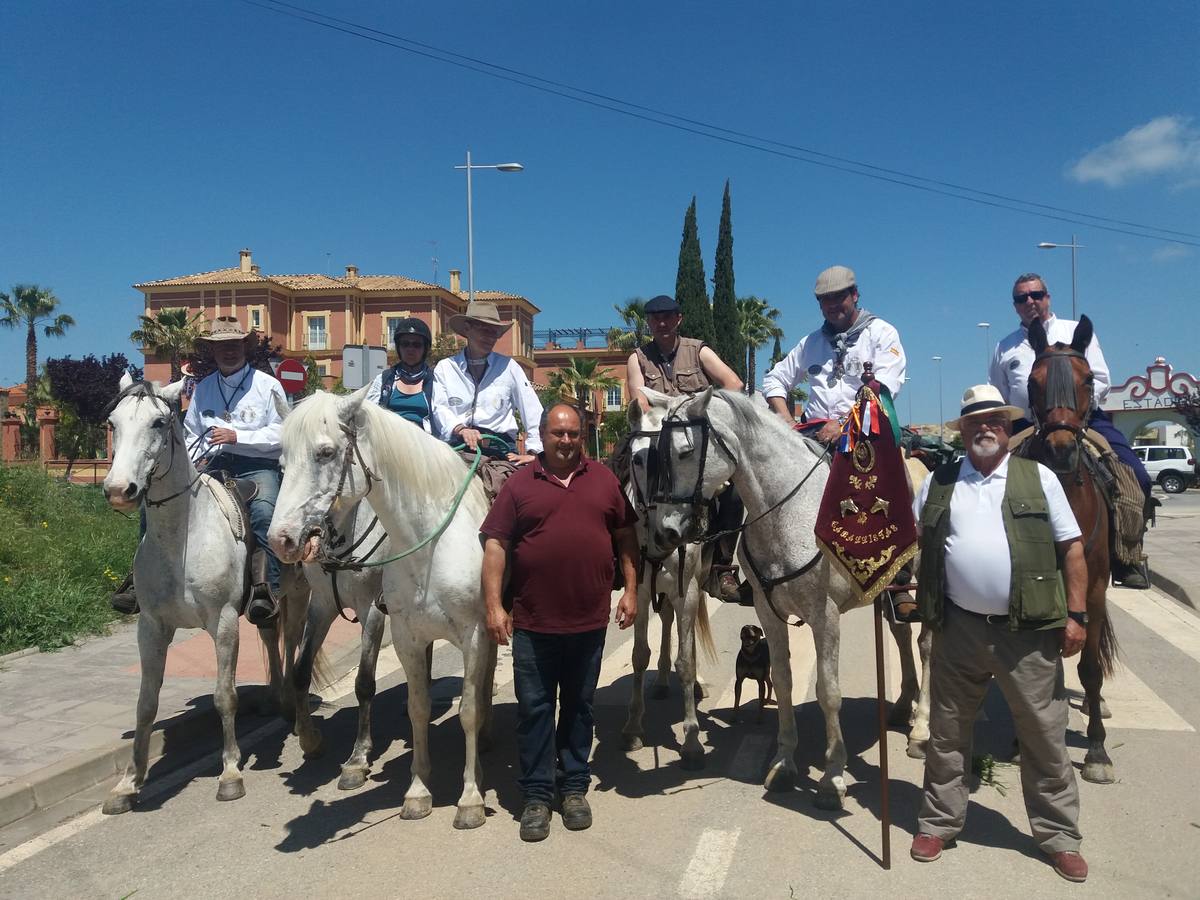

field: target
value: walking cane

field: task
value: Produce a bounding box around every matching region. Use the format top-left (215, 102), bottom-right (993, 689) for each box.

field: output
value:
top-left (874, 592), bottom-right (892, 870)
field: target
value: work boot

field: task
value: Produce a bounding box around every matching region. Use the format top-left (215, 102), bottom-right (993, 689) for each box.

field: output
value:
top-left (246, 585), bottom-right (279, 626)
top-left (519, 801), bottom-right (551, 842)
top-left (109, 573), bottom-right (139, 615)
top-left (560, 793), bottom-right (592, 831)
top-left (1112, 561), bottom-right (1148, 590)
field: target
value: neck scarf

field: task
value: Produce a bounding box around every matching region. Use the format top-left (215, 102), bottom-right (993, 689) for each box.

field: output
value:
top-left (395, 360), bottom-right (430, 385)
top-left (821, 309), bottom-right (877, 385)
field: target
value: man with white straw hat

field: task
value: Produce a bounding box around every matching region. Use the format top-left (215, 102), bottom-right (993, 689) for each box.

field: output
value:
top-left (184, 316), bottom-right (287, 626)
top-left (763, 265), bottom-right (906, 443)
top-left (432, 300), bottom-right (544, 463)
top-left (909, 384), bottom-right (1089, 883)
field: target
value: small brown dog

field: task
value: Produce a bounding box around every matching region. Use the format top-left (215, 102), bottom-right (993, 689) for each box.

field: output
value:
top-left (733, 624), bottom-right (773, 722)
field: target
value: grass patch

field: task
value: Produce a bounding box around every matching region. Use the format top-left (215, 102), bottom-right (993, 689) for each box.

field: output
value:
top-left (0, 464), bottom-right (138, 655)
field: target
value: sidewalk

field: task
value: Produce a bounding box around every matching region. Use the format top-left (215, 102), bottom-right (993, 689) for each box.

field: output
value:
top-left (1145, 494), bottom-right (1200, 611)
top-left (0, 613), bottom-right (366, 830)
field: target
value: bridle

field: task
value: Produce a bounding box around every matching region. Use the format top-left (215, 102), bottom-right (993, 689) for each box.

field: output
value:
top-left (1030, 347), bottom-right (1094, 486)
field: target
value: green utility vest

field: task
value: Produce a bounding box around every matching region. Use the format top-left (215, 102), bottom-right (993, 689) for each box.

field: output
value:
top-left (916, 456), bottom-right (1066, 632)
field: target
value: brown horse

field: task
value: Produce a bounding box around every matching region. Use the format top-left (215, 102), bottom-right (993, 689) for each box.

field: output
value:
top-left (1026, 314), bottom-right (1118, 784)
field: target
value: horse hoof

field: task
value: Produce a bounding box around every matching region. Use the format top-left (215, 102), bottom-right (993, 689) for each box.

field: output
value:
top-left (679, 750), bottom-right (705, 771)
top-left (453, 805), bottom-right (486, 830)
top-left (814, 789), bottom-right (844, 811)
top-left (906, 740), bottom-right (928, 760)
top-left (102, 793), bottom-right (136, 816)
top-left (400, 797), bottom-right (433, 820)
top-left (622, 733), bottom-right (644, 752)
top-left (764, 765), bottom-right (796, 793)
top-left (1082, 762), bottom-right (1115, 784)
top-left (651, 684), bottom-right (670, 701)
top-left (216, 779), bottom-right (245, 802)
top-left (337, 768), bottom-right (368, 791)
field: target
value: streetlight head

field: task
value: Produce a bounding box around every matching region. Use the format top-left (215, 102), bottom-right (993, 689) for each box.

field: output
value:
top-left (496, 163), bottom-right (524, 172)
top-left (931, 355), bottom-right (943, 361)
top-left (977, 322), bottom-right (990, 328)
top-left (1037, 242), bottom-right (1057, 249)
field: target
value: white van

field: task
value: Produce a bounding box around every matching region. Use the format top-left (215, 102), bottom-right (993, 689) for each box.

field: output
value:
top-left (1132, 445), bottom-right (1195, 494)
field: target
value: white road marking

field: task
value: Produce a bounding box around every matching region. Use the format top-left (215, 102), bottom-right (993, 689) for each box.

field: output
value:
top-left (1063, 658), bottom-right (1194, 732)
top-left (1111, 589), bottom-right (1200, 665)
top-left (677, 827), bottom-right (741, 899)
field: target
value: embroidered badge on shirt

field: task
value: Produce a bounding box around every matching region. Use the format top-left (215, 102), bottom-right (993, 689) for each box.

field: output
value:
top-left (808, 364), bottom-right (823, 376)
top-left (887, 346), bottom-right (900, 356)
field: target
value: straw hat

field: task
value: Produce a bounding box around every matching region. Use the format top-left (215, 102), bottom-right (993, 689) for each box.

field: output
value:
top-left (199, 316), bottom-right (253, 342)
top-left (448, 301), bottom-right (513, 338)
top-left (948, 384), bottom-right (1024, 430)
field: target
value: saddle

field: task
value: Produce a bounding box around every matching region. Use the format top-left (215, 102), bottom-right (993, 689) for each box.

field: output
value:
top-left (198, 474), bottom-right (264, 613)
top-left (452, 432), bottom-right (520, 505)
top-left (1011, 426), bottom-right (1147, 566)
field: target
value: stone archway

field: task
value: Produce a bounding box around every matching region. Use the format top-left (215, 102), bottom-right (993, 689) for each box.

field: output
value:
top-left (1102, 357), bottom-right (1199, 442)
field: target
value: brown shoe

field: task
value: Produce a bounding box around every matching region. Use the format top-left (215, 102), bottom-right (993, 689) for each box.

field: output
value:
top-left (910, 833), bottom-right (949, 862)
top-left (1049, 850), bottom-right (1088, 883)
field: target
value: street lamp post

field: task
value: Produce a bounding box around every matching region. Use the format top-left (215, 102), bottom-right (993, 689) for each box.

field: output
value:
top-left (1037, 235), bottom-right (1083, 320)
top-left (454, 149), bottom-right (524, 303)
top-left (932, 356), bottom-right (944, 441)
top-left (977, 322), bottom-right (990, 376)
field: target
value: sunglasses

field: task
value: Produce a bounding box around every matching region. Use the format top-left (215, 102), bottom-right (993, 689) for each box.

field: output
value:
top-left (396, 340), bottom-right (425, 349)
top-left (1012, 290), bottom-right (1047, 304)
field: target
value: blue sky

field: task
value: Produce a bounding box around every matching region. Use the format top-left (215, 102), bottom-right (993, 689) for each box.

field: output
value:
top-left (2, 0), bottom-right (1197, 425)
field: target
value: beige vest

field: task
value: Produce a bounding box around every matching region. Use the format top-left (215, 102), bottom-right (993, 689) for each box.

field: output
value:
top-left (635, 337), bottom-right (710, 396)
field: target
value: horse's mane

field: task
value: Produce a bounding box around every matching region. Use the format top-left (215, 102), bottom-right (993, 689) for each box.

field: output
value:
top-left (285, 392), bottom-right (488, 517)
top-left (712, 389), bottom-right (827, 460)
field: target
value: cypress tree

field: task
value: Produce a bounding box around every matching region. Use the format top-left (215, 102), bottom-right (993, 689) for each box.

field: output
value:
top-left (675, 197), bottom-right (715, 345)
top-left (711, 180), bottom-right (743, 379)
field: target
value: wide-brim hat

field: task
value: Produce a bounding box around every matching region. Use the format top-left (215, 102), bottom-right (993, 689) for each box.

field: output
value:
top-left (448, 301), bottom-right (513, 338)
top-left (199, 316), bottom-right (253, 342)
top-left (949, 384), bottom-right (1024, 430)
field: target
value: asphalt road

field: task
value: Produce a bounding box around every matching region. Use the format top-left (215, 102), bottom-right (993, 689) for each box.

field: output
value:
top-left (2, 585), bottom-right (1198, 900)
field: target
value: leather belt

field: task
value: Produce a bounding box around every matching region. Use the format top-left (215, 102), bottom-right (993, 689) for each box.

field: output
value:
top-left (948, 600), bottom-right (1008, 626)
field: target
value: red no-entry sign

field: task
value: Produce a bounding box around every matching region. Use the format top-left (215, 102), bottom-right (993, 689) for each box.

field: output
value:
top-left (275, 358), bottom-right (308, 394)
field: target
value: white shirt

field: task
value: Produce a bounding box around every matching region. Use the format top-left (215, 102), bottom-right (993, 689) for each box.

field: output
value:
top-left (912, 453), bottom-right (1081, 615)
top-left (431, 352), bottom-right (544, 453)
top-left (184, 364), bottom-right (286, 461)
top-left (989, 314), bottom-right (1111, 419)
top-left (762, 317), bottom-right (906, 420)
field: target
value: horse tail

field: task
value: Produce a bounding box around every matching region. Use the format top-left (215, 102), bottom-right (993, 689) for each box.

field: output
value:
top-left (695, 595), bottom-right (718, 665)
top-left (1098, 611), bottom-right (1120, 680)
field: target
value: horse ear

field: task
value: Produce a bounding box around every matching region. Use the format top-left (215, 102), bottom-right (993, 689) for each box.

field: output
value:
top-left (641, 386), bottom-right (670, 409)
top-left (118, 371), bottom-right (134, 392)
top-left (335, 384), bottom-right (370, 424)
top-left (1071, 315), bottom-right (1094, 353)
top-left (1028, 317), bottom-right (1048, 354)
top-left (626, 397), bottom-right (642, 430)
top-left (158, 380), bottom-right (186, 405)
top-left (690, 386), bottom-right (714, 413)
top-left (272, 392), bottom-right (290, 421)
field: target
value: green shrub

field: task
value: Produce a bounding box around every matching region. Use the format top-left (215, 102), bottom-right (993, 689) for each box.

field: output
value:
top-left (0, 464), bottom-right (138, 654)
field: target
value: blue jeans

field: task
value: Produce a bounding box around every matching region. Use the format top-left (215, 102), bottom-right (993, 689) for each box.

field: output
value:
top-left (512, 627), bottom-right (606, 804)
top-left (206, 454), bottom-right (282, 591)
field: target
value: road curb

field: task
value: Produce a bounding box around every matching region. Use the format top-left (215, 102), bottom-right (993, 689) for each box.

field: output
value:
top-left (0, 634), bottom-right (366, 832)
top-left (1149, 568), bottom-right (1197, 612)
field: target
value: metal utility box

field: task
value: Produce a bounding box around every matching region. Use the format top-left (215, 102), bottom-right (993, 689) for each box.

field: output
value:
top-left (341, 344), bottom-right (389, 390)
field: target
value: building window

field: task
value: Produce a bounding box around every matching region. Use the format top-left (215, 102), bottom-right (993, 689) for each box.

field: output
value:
top-left (383, 312), bottom-right (410, 345)
top-left (305, 315), bottom-right (327, 350)
top-left (605, 385), bottom-right (623, 410)
top-left (249, 307), bottom-right (262, 330)
top-left (316, 361), bottom-right (329, 377)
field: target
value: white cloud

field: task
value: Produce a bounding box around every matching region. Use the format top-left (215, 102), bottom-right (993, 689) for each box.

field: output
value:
top-left (1151, 244), bottom-right (1192, 263)
top-left (1068, 116), bottom-right (1200, 188)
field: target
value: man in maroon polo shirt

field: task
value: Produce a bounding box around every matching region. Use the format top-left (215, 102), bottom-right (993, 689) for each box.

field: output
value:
top-left (481, 402), bottom-right (638, 843)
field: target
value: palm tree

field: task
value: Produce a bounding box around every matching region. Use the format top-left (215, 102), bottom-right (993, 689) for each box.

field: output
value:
top-left (129, 308), bottom-right (206, 381)
top-left (736, 295), bottom-right (783, 395)
top-left (0, 284), bottom-right (75, 420)
top-left (605, 297), bottom-right (648, 352)
top-left (547, 357), bottom-right (620, 455)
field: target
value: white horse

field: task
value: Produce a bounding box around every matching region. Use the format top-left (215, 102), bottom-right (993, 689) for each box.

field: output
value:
top-left (639, 387), bottom-right (930, 809)
top-left (619, 402), bottom-right (717, 768)
top-left (100, 374), bottom-right (290, 813)
top-left (284, 498), bottom-right (389, 791)
top-left (268, 388), bottom-right (496, 829)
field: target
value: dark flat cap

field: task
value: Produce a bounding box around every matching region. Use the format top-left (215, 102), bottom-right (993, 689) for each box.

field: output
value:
top-left (644, 294), bottom-right (681, 314)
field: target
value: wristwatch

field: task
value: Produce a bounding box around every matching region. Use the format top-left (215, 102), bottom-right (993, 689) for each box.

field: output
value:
top-left (1067, 610), bottom-right (1089, 626)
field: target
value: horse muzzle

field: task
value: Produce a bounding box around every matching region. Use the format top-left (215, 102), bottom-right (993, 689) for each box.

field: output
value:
top-left (270, 523), bottom-right (323, 564)
top-left (103, 479), bottom-right (143, 512)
